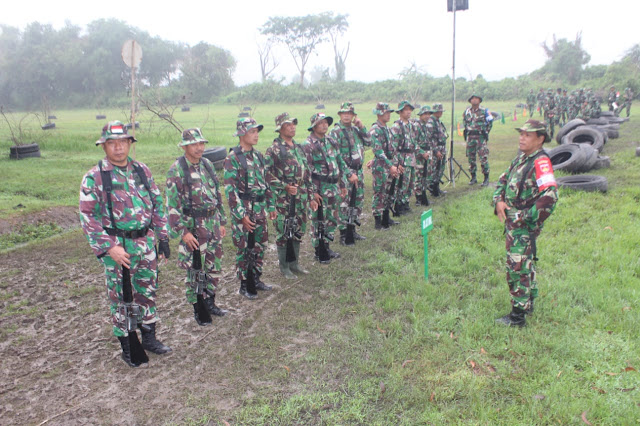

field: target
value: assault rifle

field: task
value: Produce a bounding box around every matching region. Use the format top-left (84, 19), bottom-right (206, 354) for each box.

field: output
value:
top-left (284, 174), bottom-right (302, 262)
top-left (189, 234), bottom-right (213, 324)
top-left (391, 157), bottom-right (406, 217)
top-left (119, 266), bottom-right (149, 366)
top-left (344, 183), bottom-right (361, 246)
top-left (315, 201), bottom-right (332, 263)
top-left (245, 198), bottom-right (257, 295)
top-left (381, 173), bottom-right (396, 228)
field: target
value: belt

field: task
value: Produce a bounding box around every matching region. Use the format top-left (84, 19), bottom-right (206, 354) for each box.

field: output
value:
top-left (349, 164), bottom-right (362, 171)
top-left (312, 173), bottom-right (339, 184)
top-left (398, 149), bottom-right (414, 153)
top-left (468, 131), bottom-right (482, 136)
top-left (182, 207), bottom-right (217, 218)
top-left (238, 192), bottom-right (265, 202)
top-left (104, 226), bottom-right (150, 239)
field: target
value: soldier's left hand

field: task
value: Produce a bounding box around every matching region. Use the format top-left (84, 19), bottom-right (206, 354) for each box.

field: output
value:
top-left (422, 153), bottom-right (430, 160)
top-left (353, 116), bottom-right (364, 129)
top-left (269, 211), bottom-right (277, 220)
top-left (340, 187), bottom-right (348, 198)
top-left (220, 226), bottom-right (226, 238)
top-left (310, 200), bottom-right (319, 212)
top-left (314, 193), bottom-right (323, 205)
top-left (366, 159), bottom-right (373, 169)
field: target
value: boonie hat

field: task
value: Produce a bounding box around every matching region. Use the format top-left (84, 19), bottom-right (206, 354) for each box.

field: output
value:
top-left (308, 113), bottom-right (333, 131)
top-left (396, 100), bottom-right (415, 113)
top-left (432, 103), bottom-right (445, 113)
top-left (338, 102), bottom-right (356, 114)
top-left (275, 112), bottom-right (298, 132)
top-left (417, 105), bottom-right (432, 116)
top-left (96, 120), bottom-right (137, 145)
top-left (515, 119), bottom-right (551, 143)
top-left (468, 94), bottom-right (483, 103)
top-left (372, 102), bottom-right (394, 115)
top-left (234, 117), bottom-right (263, 137)
top-left (179, 128), bottom-right (208, 147)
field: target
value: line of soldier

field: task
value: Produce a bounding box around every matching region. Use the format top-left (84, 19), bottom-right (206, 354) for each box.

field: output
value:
top-left (79, 98), bottom-right (463, 367)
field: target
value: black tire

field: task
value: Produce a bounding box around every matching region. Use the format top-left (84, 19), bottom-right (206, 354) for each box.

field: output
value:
top-left (490, 111), bottom-right (501, 120)
top-left (41, 123), bottom-right (56, 130)
top-left (243, 106), bottom-right (252, 111)
top-left (159, 113), bottom-right (170, 119)
top-left (238, 112), bottom-right (250, 118)
top-left (556, 119), bottom-right (586, 144)
top-left (48, 115), bottom-right (57, 120)
top-left (315, 104), bottom-right (325, 110)
top-left (96, 114), bottom-right (106, 120)
top-left (203, 146), bottom-right (227, 164)
top-left (557, 175), bottom-right (608, 192)
top-left (606, 129), bottom-right (620, 139)
top-left (636, 147), bottom-right (640, 157)
top-left (564, 126), bottom-right (605, 153)
top-left (547, 144), bottom-right (586, 173)
top-left (212, 159), bottom-right (225, 171)
top-left (606, 117), bottom-right (626, 124)
top-left (590, 126), bottom-right (609, 145)
top-left (9, 143), bottom-right (41, 159)
top-left (599, 111), bottom-right (614, 117)
top-left (181, 106), bottom-right (190, 112)
top-left (599, 124), bottom-right (620, 131)
top-left (577, 144), bottom-right (598, 172)
top-left (593, 155), bottom-right (610, 169)
top-left (586, 118), bottom-right (608, 125)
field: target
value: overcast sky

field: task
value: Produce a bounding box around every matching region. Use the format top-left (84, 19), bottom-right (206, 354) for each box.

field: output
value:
top-left (3, 0), bottom-right (639, 85)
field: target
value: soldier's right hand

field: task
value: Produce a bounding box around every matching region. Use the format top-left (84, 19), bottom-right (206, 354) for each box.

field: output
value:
top-left (108, 245), bottom-right (131, 268)
top-left (389, 166), bottom-right (399, 178)
top-left (242, 215), bottom-right (256, 232)
top-left (348, 174), bottom-right (359, 185)
top-left (285, 184), bottom-right (298, 195)
top-left (436, 151), bottom-right (443, 160)
top-left (398, 165), bottom-right (405, 174)
top-left (495, 201), bottom-right (510, 223)
top-left (182, 232), bottom-right (199, 251)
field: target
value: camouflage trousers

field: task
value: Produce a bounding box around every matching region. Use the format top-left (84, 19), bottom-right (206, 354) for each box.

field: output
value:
top-left (427, 147), bottom-right (446, 187)
top-left (371, 161), bottom-right (391, 216)
top-left (414, 156), bottom-right (430, 198)
top-left (100, 249), bottom-right (158, 337)
top-left (617, 101), bottom-right (631, 117)
top-left (311, 183), bottom-right (340, 248)
top-left (274, 197), bottom-right (308, 247)
top-left (399, 165), bottom-right (415, 205)
top-left (232, 202), bottom-right (269, 280)
top-left (177, 224), bottom-right (223, 304)
top-left (537, 102), bottom-right (544, 117)
top-left (505, 226), bottom-right (538, 311)
top-left (339, 168), bottom-right (364, 231)
top-left (466, 136), bottom-right (489, 175)
top-left (527, 104), bottom-right (535, 117)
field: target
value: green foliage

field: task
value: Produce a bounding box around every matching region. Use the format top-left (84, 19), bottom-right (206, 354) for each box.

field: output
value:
top-left (179, 42), bottom-right (236, 103)
top-left (538, 33), bottom-right (591, 85)
top-left (0, 222), bottom-right (62, 251)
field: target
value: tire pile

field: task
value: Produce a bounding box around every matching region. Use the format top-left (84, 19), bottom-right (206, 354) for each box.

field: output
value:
top-left (544, 112), bottom-right (629, 192)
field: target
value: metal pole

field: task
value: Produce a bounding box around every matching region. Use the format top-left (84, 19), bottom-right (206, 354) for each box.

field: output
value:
top-left (130, 41), bottom-right (136, 159)
top-left (449, 2), bottom-right (456, 187)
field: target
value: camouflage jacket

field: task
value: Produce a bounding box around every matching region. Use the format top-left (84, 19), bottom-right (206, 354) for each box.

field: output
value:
top-left (369, 120), bottom-right (396, 168)
top-left (329, 122), bottom-right (371, 177)
top-left (264, 137), bottom-right (313, 206)
top-left (544, 95), bottom-right (557, 112)
top-left (412, 118), bottom-right (430, 157)
top-left (301, 132), bottom-right (347, 195)
top-left (390, 119), bottom-right (418, 167)
top-left (560, 94), bottom-right (569, 110)
top-left (79, 156), bottom-right (168, 257)
top-left (165, 156), bottom-right (227, 239)
top-left (224, 147), bottom-right (273, 222)
top-left (526, 93), bottom-right (536, 105)
top-left (463, 106), bottom-right (493, 136)
top-left (492, 149), bottom-right (558, 236)
top-left (537, 92), bottom-right (545, 102)
top-left (624, 90), bottom-right (633, 101)
top-left (426, 116), bottom-right (448, 149)
top-left (608, 91), bottom-right (618, 103)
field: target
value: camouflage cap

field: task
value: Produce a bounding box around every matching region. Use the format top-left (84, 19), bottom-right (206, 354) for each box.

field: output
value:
top-left (372, 102), bottom-right (394, 115)
top-left (96, 120), bottom-right (136, 145)
top-left (233, 117), bottom-right (263, 137)
top-left (468, 94), bottom-right (483, 103)
top-left (432, 103), bottom-right (445, 113)
top-left (396, 100), bottom-right (415, 113)
top-left (515, 119), bottom-right (551, 143)
top-left (307, 112), bottom-right (333, 131)
top-left (274, 112), bottom-right (298, 132)
top-left (338, 101), bottom-right (356, 114)
top-left (417, 105), bottom-right (432, 116)
top-left (547, 88), bottom-right (553, 93)
top-left (610, 85), bottom-right (615, 89)
top-left (178, 128), bottom-right (208, 147)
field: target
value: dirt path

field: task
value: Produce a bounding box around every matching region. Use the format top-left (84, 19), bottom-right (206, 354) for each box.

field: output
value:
top-left (0, 206), bottom-right (79, 235)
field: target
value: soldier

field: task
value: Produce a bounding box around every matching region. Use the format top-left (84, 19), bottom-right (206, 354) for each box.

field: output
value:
top-left (559, 89), bottom-right (569, 126)
top-left (568, 91), bottom-right (579, 120)
top-left (463, 94), bottom-right (493, 187)
top-left (389, 100), bottom-right (417, 214)
top-left (526, 89), bottom-right (536, 118)
top-left (619, 87), bottom-right (633, 117)
top-left (79, 121), bottom-right (171, 367)
top-left (607, 86), bottom-right (618, 112)
top-left (577, 88), bottom-right (586, 106)
top-left (543, 88), bottom-right (557, 138)
top-left (224, 117), bottom-right (277, 299)
top-left (493, 119), bottom-right (558, 327)
top-left (368, 102), bottom-right (401, 229)
top-left (165, 128), bottom-right (227, 326)
top-left (576, 99), bottom-right (592, 120)
top-left (301, 112), bottom-right (348, 261)
top-left (426, 103), bottom-right (448, 197)
top-left (413, 105), bottom-right (432, 206)
top-left (536, 89), bottom-right (545, 117)
top-left (265, 113), bottom-right (318, 278)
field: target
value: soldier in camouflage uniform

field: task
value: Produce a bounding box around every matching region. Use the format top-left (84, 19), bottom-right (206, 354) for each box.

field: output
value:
top-left (576, 99), bottom-right (592, 120)
top-left (568, 91), bottom-right (578, 120)
top-left (543, 88), bottom-right (557, 138)
top-left (526, 90), bottom-right (536, 118)
top-left (367, 102), bottom-right (401, 229)
top-left (536, 89), bottom-right (545, 117)
top-left (577, 88), bottom-right (586, 106)
top-left (426, 103), bottom-right (448, 197)
top-left (224, 118), bottom-right (277, 299)
top-left (413, 105), bottom-right (432, 206)
top-left (329, 102), bottom-right (370, 243)
top-left (559, 89), bottom-right (569, 126)
top-left (618, 87), bottom-right (633, 117)
top-left (463, 94), bottom-right (493, 187)
top-left (607, 86), bottom-right (618, 112)
top-left (389, 100), bottom-right (417, 215)
top-left (165, 128), bottom-right (228, 326)
top-left (301, 113), bottom-right (348, 261)
top-left (493, 119), bottom-right (558, 327)
top-left (265, 113), bottom-right (318, 278)
top-left (79, 121), bottom-right (171, 367)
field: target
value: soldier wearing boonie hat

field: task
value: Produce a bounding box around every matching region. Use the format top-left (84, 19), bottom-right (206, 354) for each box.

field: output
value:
top-left (265, 113), bottom-right (317, 279)
top-left (329, 102), bottom-right (371, 244)
top-left (301, 112), bottom-right (348, 263)
top-left (389, 100), bottom-right (417, 216)
top-left (224, 117), bottom-right (276, 300)
top-left (166, 128), bottom-right (229, 325)
top-left (543, 88), bottom-right (558, 139)
top-left (463, 93), bottom-right (493, 187)
top-left (425, 103), bottom-right (448, 197)
top-left (79, 121), bottom-right (172, 367)
top-left (493, 119), bottom-right (558, 328)
top-left (413, 105), bottom-right (433, 206)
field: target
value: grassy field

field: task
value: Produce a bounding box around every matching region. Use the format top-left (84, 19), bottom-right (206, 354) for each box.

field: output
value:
top-left (0, 102), bottom-right (639, 424)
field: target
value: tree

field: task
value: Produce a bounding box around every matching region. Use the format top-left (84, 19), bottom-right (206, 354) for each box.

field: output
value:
top-left (256, 37), bottom-right (279, 82)
top-left (328, 14), bottom-right (349, 82)
top-left (179, 42), bottom-right (236, 102)
top-left (540, 32), bottom-right (591, 85)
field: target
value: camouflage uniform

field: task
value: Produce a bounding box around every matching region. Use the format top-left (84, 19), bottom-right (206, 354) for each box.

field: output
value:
top-left (329, 102), bottom-right (371, 231)
top-left (493, 120), bottom-right (558, 319)
top-left (463, 94), bottom-right (493, 182)
top-left (568, 92), bottom-right (579, 120)
top-left (301, 113), bottom-right (347, 251)
top-left (607, 87), bottom-right (617, 112)
top-left (536, 90), bottom-right (545, 117)
top-left (526, 90), bottom-right (536, 117)
top-left (543, 89), bottom-right (557, 138)
top-left (413, 105), bottom-right (432, 204)
top-left (425, 103), bottom-right (448, 195)
top-left (165, 129), bottom-right (227, 307)
top-left (224, 130), bottom-right (273, 283)
top-left (620, 88), bottom-right (633, 117)
top-left (79, 124), bottom-right (168, 339)
top-left (389, 101), bottom-right (417, 209)
top-left (559, 90), bottom-right (569, 126)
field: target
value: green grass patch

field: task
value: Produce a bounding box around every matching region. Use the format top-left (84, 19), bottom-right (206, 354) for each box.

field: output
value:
top-left (0, 222), bottom-right (63, 251)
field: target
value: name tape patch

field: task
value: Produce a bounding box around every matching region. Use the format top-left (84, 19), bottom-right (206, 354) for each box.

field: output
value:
top-left (534, 157), bottom-right (557, 190)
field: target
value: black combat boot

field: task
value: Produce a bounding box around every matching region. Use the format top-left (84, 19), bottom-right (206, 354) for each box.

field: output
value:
top-left (415, 195), bottom-right (422, 206)
top-left (375, 215), bottom-right (384, 230)
top-left (393, 200), bottom-right (404, 217)
top-left (117, 336), bottom-right (141, 367)
top-left (403, 202), bottom-right (412, 214)
top-left (469, 173), bottom-right (477, 185)
top-left (193, 303), bottom-right (212, 326)
top-left (421, 192), bottom-right (430, 206)
top-left (495, 306), bottom-right (526, 327)
top-left (315, 246), bottom-right (331, 264)
top-left (353, 230), bottom-right (366, 240)
top-left (525, 298), bottom-right (535, 315)
top-left (140, 323), bottom-right (172, 354)
top-left (255, 272), bottom-right (273, 291)
top-left (339, 229), bottom-right (347, 245)
top-left (204, 294), bottom-right (228, 316)
top-left (327, 243), bottom-right (340, 259)
top-left (238, 280), bottom-right (258, 300)
top-left (481, 173), bottom-right (490, 187)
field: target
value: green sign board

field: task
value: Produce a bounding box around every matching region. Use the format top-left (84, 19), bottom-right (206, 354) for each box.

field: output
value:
top-left (421, 209), bottom-right (433, 280)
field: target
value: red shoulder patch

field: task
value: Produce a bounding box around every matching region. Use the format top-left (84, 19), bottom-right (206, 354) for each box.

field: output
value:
top-left (534, 157), bottom-right (557, 190)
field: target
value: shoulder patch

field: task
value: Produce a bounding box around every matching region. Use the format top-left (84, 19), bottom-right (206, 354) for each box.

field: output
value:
top-left (534, 157), bottom-right (557, 190)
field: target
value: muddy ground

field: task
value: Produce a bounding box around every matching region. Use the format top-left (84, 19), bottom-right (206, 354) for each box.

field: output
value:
top-left (0, 206), bottom-right (80, 236)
